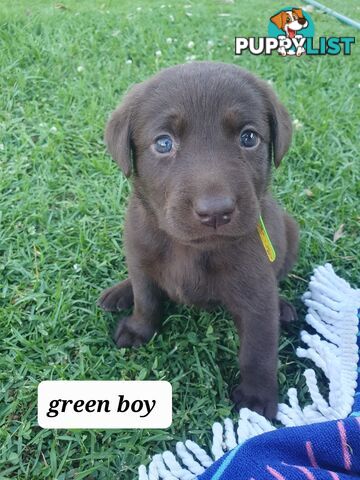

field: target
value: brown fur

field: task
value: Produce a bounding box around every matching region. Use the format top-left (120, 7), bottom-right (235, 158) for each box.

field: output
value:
top-left (98, 62), bottom-right (299, 419)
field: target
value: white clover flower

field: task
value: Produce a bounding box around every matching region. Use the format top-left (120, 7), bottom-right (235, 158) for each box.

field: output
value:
top-left (0, 143), bottom-right (4, 151)
top-left (169, 14), bottom-right (175, 22)
top-left (166, 37), bottom-right (173, 44)
top-left (136, 6), bottom-right (142, 11)
top-left (73, 264), bottom-right (81, 272)
top-left (185, 54), bottom-right (197, 62)
top-left (187, 41), bottom-right (195, 49)
top-left (207, 40), bottom-right (215, 48)
top-left (155, 50), bottom-right (162, 57)
top-left (293, 118), bottom-right (303, 130)
top-left (49, 126), bottom-right (57, 134)
top-left (125, 59), bottom-right (133, 64)
top-left (77, 65), bottom-right (84, 73)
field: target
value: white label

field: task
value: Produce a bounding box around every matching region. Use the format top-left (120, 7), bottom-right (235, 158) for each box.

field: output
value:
top-left (38, 381), bottom-right (172, 429)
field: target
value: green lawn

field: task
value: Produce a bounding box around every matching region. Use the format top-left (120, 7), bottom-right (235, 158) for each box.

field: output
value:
top-left (0, 1), bottom-right (359, 478)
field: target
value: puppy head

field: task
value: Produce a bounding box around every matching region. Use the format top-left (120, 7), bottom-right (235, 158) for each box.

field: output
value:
top-left (270, 9), bottom-right (308, 36)
top-left (105, 62), bottom-right (292, 246)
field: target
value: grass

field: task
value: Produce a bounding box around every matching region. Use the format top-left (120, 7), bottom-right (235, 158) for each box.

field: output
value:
top-left (0, 0), bottom-right (359, 478)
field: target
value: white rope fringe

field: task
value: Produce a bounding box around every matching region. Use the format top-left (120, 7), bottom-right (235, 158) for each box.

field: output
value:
top-left (139, 264), bottom-right (360, 479)
top-left (278, 264), bottom-right (360, 425)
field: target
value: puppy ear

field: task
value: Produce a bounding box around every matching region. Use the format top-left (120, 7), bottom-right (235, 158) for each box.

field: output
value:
top-left (292, 8), bottom-right (303, 18)
top-left (105, 84), bottom-right (142, 177)
top-left (269, 94), bottom-right (292, 168)
top-left (270, 11), bottom-right (286, 30)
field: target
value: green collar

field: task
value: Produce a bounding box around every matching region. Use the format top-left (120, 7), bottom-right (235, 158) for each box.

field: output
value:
top-left (257, 215), bottom-right (276, 262)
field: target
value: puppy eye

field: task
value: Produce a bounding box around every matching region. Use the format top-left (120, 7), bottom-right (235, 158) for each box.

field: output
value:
top-left (239, 130), bottom-right (259, 148)
top-left (154, 135), bottom-right (173, 154)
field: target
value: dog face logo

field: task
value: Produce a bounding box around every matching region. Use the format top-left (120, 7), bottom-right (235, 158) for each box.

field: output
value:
top-left (269, 6), bottom-right (313, 56)
top-left (270, 8), bottom-right (308, 39)
top-left (235, 7), bottom-right (354, 57)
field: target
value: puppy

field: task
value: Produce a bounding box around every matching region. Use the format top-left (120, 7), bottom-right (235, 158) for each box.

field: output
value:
top-left (270, 8), bottom-right (309, 56)
top-left (98, 62), bottom-right (299, 419)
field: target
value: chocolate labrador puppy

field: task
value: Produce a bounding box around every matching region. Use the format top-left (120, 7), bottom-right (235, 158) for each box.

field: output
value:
top-left (98, 62), bottom-right (299, 419)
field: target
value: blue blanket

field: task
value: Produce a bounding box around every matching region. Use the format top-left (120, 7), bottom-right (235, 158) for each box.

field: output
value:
top-left (139, 266), bottom-right (360, 480)
top-left (199, 310), bottom-right (360, 480)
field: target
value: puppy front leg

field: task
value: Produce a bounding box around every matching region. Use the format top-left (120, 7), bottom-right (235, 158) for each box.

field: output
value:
top-left (113, 269), bottom-right (163, 348)
top-left (98, 278), bottom-right (134, 312)
top-left (227, 286), bottom-right (279, 419)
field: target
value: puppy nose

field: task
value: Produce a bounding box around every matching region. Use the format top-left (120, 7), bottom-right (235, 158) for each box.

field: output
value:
top-left (194, 196), bottom-right (235, 228)
top-left (298, 17), bottom-right (306, 25)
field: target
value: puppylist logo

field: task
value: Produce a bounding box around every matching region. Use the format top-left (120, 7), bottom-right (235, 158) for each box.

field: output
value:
top-left (235, 6), bottom-right (355, 57)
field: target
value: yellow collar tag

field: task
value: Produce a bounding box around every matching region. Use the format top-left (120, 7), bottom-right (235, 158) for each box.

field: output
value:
top-left (257, 215), bottom-right (276, 262)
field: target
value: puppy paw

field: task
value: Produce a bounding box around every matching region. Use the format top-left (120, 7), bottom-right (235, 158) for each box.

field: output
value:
top-left (113, 316), bottom-right (157, 348)
top-left (279, 298), bottom-right (298, 324)
top-left (231, 383), bottom-right (278, 420)
top-left (98, 280), bottom-right (134, 312)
